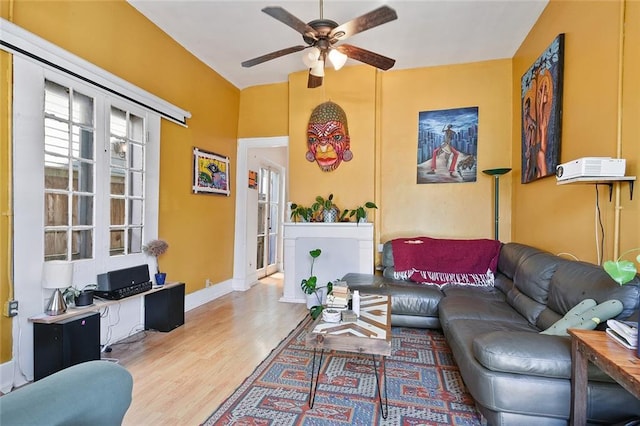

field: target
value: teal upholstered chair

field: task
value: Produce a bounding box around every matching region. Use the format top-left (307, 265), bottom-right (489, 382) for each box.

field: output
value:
top-left (0, 360), bottom-right (133, 426)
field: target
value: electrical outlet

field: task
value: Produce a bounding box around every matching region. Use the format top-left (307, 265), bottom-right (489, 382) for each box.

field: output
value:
top-left (205, 278), bottom-right (212, 288)
top-left (4, 300), bottom-right (18, 317)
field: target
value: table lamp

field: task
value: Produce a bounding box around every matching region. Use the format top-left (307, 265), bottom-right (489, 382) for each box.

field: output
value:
top-left (42, 260), bottom-right (73, 316)
top-left (482, 168), bottom-right (512, 240)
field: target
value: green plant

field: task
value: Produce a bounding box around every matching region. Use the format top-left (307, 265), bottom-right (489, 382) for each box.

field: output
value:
top-left (62, 284), bottom-right (97, 305)
top-left (348, 201), bottom-right (378, 223)
top-left (312, 194), bottom-right (334, 212)
top-left (290, 203), bottom-right (312, 222)
top-left (300, 248), bottom-right (333, 319)
top-left (312, 194), bottom-right (339, 222)
top-left (603, 248), bottom-right (640, 285)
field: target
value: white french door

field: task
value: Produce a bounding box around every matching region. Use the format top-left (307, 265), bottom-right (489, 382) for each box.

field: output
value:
top-left (256, 167), bottom-right (280, 278)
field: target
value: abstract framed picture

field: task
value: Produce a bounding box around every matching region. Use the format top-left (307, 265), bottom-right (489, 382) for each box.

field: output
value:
top-left (192, 147), bottom-right (230, 195)
top-left (521, 33), bottom-right (565, 184)
top-left (248, 170), bottom-right (258, 189)
top-left (417, 106), bottom-right (479, 184)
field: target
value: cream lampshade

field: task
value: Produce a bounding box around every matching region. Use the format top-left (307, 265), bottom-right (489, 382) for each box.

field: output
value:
top-left (42, 261), bottom-right (73, 316)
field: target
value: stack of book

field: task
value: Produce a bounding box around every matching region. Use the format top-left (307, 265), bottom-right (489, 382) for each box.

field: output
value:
top-left (326, 280), bottom-right (350, 308)
top-left (606, 319), bottom-right (638, 350)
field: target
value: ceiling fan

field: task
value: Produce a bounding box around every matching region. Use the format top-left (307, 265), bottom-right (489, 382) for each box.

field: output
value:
top-left (241, 1), bottom-right (398, 88)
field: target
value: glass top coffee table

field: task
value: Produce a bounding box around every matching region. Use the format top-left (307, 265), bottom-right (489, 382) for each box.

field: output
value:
top-left (305, 294), bottom-right (391, 418)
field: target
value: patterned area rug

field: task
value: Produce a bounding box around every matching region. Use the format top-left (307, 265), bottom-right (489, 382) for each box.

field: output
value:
top-left (203, 317), bottom-right (482, 425)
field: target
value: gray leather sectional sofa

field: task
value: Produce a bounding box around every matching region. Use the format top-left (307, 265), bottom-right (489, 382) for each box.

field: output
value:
top-left (345, 241), bottom-right (640, 425)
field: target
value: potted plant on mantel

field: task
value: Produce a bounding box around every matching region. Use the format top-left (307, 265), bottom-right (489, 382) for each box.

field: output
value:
top-left (312, 194), bottom-right (339, 222)
top-left (348, 201), bottom-right (378, 224)
top-left (300, 248), bottom-right (333, 319)
top-left (290, 203), bottom-right (313, 223)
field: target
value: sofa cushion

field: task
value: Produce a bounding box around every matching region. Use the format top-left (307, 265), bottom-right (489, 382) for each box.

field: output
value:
top-left (472, 331), bottom-right (615, 383)
top-left (497, 242), bottom-right (544, 279)
top-left (546, 259), bottom-right (640, 320)
top-left (473, 331), bottom-right (572, 378)
top-left (503, 251), bottom-right (559, 325)
top-left (438, 294), bottom-right (530, 326)
top-left (344, 272), bottom-right (443, 318)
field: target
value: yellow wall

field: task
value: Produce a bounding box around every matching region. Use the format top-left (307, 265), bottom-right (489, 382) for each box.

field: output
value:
top-left (379, 60), bottom-right (513, 242)
top-left (1, 0), bottom-right (240, 362)
top-left (288, 66), bottom-right (378, 214)
top-left (0, 49), bottom-right (11, 361)
top-left (619, 0), bottom-right (640, 257)
top-left (511, 0), bottom-right (639, 262)
top-left (0, 0), bottom-right (14, 365)
top-left (238, 83), bottom-right (289, 138)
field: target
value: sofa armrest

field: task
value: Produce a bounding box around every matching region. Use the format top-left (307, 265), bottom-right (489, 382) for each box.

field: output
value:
top-left (473, 331), bottom-right (572, 379)
top-left (0, 360), bottom-right (133, 426)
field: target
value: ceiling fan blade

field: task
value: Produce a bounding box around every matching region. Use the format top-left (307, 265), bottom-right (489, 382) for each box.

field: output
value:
top-left (329, 6), bottom-right (397, 42)
top-left (336, 44), bottom-right (396, 70)
top-left (308, 73), bottom-right (323, 89)
top-left (242, 45), bottom-right (307, 68)
top-left (262, 6), bottom-right (318, 40)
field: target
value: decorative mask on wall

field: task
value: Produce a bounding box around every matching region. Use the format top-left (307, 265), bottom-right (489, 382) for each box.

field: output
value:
top-left (306, 101), bottom-right (352, 172)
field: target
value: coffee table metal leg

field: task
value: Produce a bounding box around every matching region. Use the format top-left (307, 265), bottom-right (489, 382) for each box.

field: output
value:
top-left (371, 354), bottom-right (388, 419)
top-left (308, 348), bottom-right (324, 408)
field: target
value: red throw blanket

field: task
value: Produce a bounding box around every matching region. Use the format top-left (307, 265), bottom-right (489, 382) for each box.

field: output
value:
top-left (391, 237), bottom-right (502, 287)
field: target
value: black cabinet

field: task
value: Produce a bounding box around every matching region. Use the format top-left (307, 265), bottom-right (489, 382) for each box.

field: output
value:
top-left (145, 282), bottom-right (185, 332)
top-left (33, 312), bottom-right (100, 381)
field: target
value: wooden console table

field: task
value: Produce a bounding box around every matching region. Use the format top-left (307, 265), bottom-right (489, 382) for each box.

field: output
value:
top-left (568, 328), bottom-right (640, 425)
top-left (29, 281), bottom-right (184, 324)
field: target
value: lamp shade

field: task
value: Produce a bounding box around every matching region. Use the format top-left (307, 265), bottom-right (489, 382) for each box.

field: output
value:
top-left (328, 49), bottom-right (348, 70)
top-left (42, 261), bottom-right (73, 289)
top-left (302, 47), bottom-right (321, 68)
top-left (310, 59), bottom-right (325, 77)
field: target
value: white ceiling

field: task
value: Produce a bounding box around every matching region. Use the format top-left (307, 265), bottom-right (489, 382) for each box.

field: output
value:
top-left (128, 0), bottom-right (549, 90)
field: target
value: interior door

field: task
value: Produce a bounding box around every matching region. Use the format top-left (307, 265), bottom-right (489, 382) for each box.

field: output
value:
top-left (257, 167), bottom-right (280, 278)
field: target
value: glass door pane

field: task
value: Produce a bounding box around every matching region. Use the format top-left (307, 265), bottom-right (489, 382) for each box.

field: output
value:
top-left (256, 167), bottom-right (281, 278)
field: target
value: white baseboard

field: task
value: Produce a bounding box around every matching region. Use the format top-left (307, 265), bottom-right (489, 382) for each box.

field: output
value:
top-left (0, 360), bottom-right (18, 394)
top-left (184, 279), bottom-right (233, 312)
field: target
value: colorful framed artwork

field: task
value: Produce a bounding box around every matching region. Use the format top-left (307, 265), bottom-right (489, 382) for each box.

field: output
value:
top-left (192, 148), bottom-right (230, 195)
top-left (521, 33), bottom-right (565, 184)
top-left (417, 106), bottom-right (479, 184)
top-left (248, 170), bottom-right (258, 189)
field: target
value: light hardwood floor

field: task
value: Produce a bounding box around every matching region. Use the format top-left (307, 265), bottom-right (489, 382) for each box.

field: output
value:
top-left (108, 273), bottom-right (308, 425)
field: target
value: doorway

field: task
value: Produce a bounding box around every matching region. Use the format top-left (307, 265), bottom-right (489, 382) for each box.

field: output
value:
top-left (232, 137), bottom-right (288, 292)
top-left (257, 167), bottom-right (281, 278)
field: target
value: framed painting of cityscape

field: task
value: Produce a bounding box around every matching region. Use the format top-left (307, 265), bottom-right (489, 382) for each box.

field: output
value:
top-left (192, 147), bottom-right (230, 195)
top-left (521, 33), bottom-right (565, 184)
top-left (417, 106), bottom-right (479, 184)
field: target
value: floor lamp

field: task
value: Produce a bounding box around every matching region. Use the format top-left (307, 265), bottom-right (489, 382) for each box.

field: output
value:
top-left (482, 168), bottom-right (512, 240)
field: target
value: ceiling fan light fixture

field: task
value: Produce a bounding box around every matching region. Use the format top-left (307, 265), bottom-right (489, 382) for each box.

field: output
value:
top-left (302, 47), bottom-right (321, 68)
top-left (328, 49), bottom-right (347, 70)
top-left (309, 59), bottom-right (325, 77)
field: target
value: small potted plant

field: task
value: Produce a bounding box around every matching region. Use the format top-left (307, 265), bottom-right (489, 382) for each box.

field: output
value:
top-left (63, 284), bottom-right (97, 307)
top-left (348, 201), bottom-right (378, 224)
top-left (312, 194), bottom-right (339, 222)
top-left (290, 203), bottom-right (312, 223)
top-left (143, 239), bottom-right (169, 285)
top-left (604, 248), bottom-right (640, 285)
top-left (300, 248), bottom-right (333, 319)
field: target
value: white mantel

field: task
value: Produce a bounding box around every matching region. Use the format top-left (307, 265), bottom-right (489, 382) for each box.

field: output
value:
top-left (281, 222), bottom-right (374, 303)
